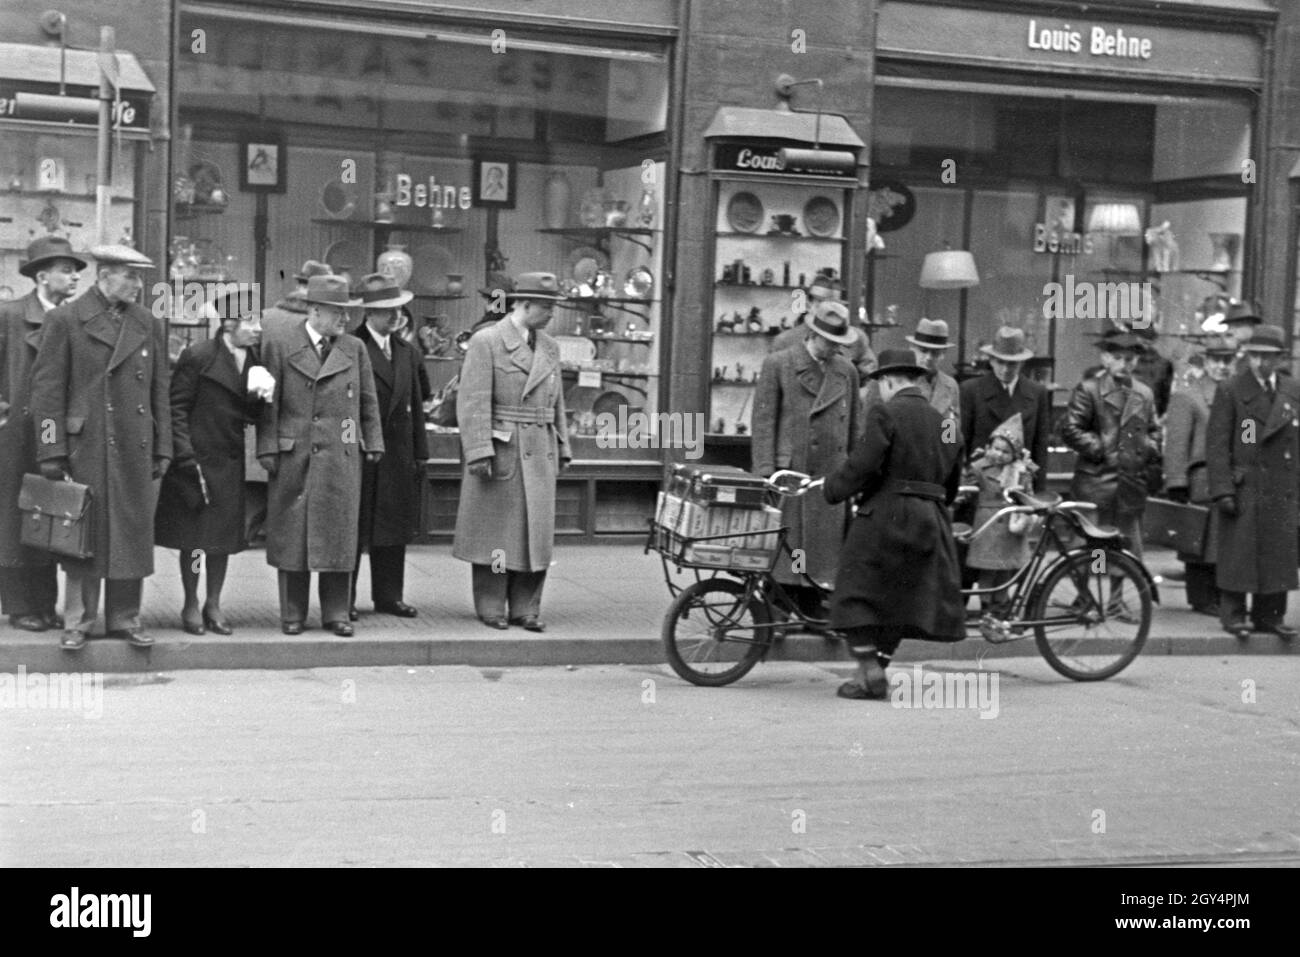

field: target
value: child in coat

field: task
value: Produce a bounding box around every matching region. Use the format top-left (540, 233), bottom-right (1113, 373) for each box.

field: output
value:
top-left (966, 414), bottom-right (1039, 606)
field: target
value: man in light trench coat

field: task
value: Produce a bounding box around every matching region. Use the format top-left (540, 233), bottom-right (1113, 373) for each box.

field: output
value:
top-left (29, 244), bottom-right (172, 650)
top-left (257, 274), bottom-right (383, 636)
top-left (453, 271), bottom-right (571, 631)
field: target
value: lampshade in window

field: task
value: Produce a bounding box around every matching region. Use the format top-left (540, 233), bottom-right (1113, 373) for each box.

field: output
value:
top-left (919, 250), bottom-right (979, 289)
top-left (1085, 203), bottom-right (1142, 234)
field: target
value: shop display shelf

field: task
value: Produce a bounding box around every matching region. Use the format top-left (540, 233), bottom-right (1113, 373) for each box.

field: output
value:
top-left (310, 218), bottom-right (463, 234)
top-left (715, 282), bottom-right (804, 290)
top-left (715, 231), bottom-right (845, 242)
top-left (538, 226), bottom-right (659, 253)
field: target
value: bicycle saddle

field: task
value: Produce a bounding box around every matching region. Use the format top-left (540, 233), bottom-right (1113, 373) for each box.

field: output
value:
top-left (1007, 488), bottom-right (1062, 510)
top-left (1065, 508), bottom-right (1124, 540)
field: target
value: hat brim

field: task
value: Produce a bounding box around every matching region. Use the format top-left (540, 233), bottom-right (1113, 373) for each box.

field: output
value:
top-left (361, 290), bottom-right (414, 309)
top-left (870, 362), bottom-right (929, 380)
top-left (19, 254), bottom-right (88, 278)
top-left (302, 295), bottom-right (363, 308)
top-left (810, 324), bottom-right (857, 346)
top-left (1241, 343), bottom-right (1285, 354)
top-left (509, 292), bottom-right (567, 303)
top-left (979, 345), bottom-right (1034, 362)
top-left (1222, 315), bottom-right (1263, 326)
top-left (906, 335), bottom-right (955, 349)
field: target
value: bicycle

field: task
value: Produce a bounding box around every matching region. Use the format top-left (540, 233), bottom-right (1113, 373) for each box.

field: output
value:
top-left (647, 469), bottom-right (1157, 687)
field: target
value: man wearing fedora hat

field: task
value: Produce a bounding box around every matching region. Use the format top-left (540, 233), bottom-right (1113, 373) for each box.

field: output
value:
top-left (961, 326), bottom-right (1052, 493)
top-left (863, 317), bottom-right (961, 428)
top-left (1062, 328), bottom-right (1161, 608)
top-left (30, 244), bottom-right (173, 650)
top-left (824, 348), bottom-right (967, 699)
top-left (453, 271), bottom-right (571, 631)
top-left (1163, 336), bottom-right (1235, 615)
top-left (261, 259), bottom-right (333, 337)
top-left (771, 273), bottom-right (877, 380)
top-left (1206, 323), bottom-right (1300, 640)
top-left (350, 274), bottom-right (428, 620)
top-left (257, 273), bottom-right (384, 637)
top-left (752, 299), bottom-right (860, 622)
top-left (0, 237), bottom-right (87, 632)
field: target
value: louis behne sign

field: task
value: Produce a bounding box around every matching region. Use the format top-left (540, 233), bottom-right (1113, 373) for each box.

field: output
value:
top-left (1026, 20), bottom-right (1152, 61)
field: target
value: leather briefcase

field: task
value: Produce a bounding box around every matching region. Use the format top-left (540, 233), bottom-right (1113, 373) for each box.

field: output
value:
top-left (1142, 496), bottom-right (1210, 559)
top-left (18, 473), bottom-right (93, 560)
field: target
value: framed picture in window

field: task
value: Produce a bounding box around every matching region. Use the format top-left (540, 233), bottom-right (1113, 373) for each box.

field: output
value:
top-left (472, 156), bottom-right (516, 209)
top-left (239, 135), bottom-right (286, 193)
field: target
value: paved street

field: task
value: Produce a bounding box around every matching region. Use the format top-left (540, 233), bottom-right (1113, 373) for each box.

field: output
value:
top-left (3, 657), bottom-right (1297, 867)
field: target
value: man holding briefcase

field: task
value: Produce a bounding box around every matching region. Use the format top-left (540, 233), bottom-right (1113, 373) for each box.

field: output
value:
top-left (29, 245), bottom-right (172, 651)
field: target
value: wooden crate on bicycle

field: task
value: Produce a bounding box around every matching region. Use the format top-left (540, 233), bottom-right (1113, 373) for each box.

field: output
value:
top-left (653, 465), bottom-right (782, 570)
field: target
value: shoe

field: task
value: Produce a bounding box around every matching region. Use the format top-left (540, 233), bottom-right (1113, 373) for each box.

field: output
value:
top-left (281, 622), bottom-right (304, 636)
top-left (327, 621), bottom-right (354, 637)
top-left (479, 616), bottom-right (509, 630)
top-left (838, 655), bottom-right (889, 699)
top-left (1223, 620), bottom-right (1252, 640)
top-left (202, 611), bottom-right (233, 635)
top-left (1253, 622), bottom-right (1298, 640)
top-left (375, 601), bottom-right (418, 618)
top-left (508, 615), bottom-right (545, 632)
top-left (10, 614), bottom-right (49, 632)
top-left (60, 630), bottom-right (86, 652)
top-left (349, 606), bottom-right (359, 622)
top-left (181, 618), bottom-right (206, 636)
top-left (114, 628), bottom-right (153, 649)
top-left (43, 611), bottom-right (65, 630)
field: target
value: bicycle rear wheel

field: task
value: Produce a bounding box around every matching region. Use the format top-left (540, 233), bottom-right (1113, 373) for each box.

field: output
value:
top-left (1028, 549), bottom-right (1151, 681)
top-left (662, 577), bottom-right (771, 686)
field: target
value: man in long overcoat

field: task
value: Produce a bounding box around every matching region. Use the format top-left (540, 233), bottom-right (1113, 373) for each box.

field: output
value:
top-left (752, 300), bottom-right (859, 621)
top-left (1163, 337), bottom-right (1234, 615)
top-left (1206, 324), bottom-right (1300, 640)
top-left (960, 327), bottom-right (1051, 492)
top-left (257, 274), bottom-right (383, 636)
top-left (824, 349), bottom-right (966, 700)
top-left (453, 272), bottom-right (571, 631)
top-left (351, 275), bottom-right (428, 619)
top-left (862, 317), bottom-right (961, 427)
top-left (29, 245), bottom-right (172, 650)
top-left (0, 237), bottom-right (85, 632)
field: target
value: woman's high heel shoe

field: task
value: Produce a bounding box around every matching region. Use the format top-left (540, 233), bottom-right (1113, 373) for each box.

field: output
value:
top-left (181, 612), bottom-right (206, 636)
top-left (202, 608), bottom-right (233, 635)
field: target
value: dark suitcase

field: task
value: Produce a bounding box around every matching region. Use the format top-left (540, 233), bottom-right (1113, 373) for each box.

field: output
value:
top-left (667, 463), bottom-right (769, 509)
top-left (1142, 497), bottom-right (1210, 559)
top-left (18, 473), bottom-right (93, 560)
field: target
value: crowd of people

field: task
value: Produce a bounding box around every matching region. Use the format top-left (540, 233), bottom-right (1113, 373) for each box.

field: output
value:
top-left (2, 233), bottom-right (1297, 665)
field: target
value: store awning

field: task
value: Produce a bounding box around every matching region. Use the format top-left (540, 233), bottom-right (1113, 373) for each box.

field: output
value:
top-left (0, 41), bottom-right (155, 93)
top-left (703, 106), bottom-right (864, 149)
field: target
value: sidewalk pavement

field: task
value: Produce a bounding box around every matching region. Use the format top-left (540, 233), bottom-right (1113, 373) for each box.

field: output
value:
top-left (0, 542), bottom-right (1295, 673)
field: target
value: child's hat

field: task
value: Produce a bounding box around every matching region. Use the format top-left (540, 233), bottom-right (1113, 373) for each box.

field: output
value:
top-left (991, 413), bottom-right (1024, 451)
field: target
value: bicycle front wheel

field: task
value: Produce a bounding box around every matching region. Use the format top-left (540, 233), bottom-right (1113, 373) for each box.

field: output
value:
top-left (1028, 549), bottom-right (1152, 681)
top-left (662, 577), bottom-right (771, 686)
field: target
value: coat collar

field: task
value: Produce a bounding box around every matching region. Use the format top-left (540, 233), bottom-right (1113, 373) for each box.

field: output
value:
top-left (79, 287), bottom-right (150, 372)
top-left (358, 323), bottom-right (395, 391)
top-left (793, 346), bottom-right (849, 415)
top-left (287, 320), bottom-right (353, 381)
top-left (199, 336), bottom-right (254, 397)
top-left (1097, 370), bottom-right (1146, 425)
top-left (20, 292), bottom-right (45, 350)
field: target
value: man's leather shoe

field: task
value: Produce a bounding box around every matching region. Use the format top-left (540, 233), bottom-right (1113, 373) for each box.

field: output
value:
top-left (281, 622), bottom-right (304, 636)
top-left (508, 615), bottom-right (545, 632)
top-left (479, 616), bottom-right (509, 630)
top-left (375, 601), bottom-right (418, 618)
top-left (348, 606), bottom-right (359, 621)
top-left (327, 621), bottom-right (354, 637)
top-left (1223, 620), bottom-right (1252, 640)
top-left (60, 630), bottom-right (86, 651)
top-left (115, 628), bottom-right (153, 648)
top-left (1254, 622), bottom-right (1298, 640)
top-left (43, 611), bottom-right (65, 630)
top-left (10, 614), bottom-right (48, 632)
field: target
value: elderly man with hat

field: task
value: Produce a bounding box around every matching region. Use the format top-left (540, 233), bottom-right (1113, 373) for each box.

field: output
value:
top-left (1206, 324), bottom-right (1300, 640)
top-left (1163, 336), bottom-right (1236, 615)
top-left (960, 326), bottom-right (1052, 492)
top-left (257, 273), bottom-right (384, 636)
top-left (0, 237), bottom-right (87, 632)
top-left (863, 318), bottom-right (962, 430)
top-left (1218, 298), bottom-right (1263, 357)
top-left (29, 244), bottom-right (172, 650)
top-left (1061, 327), bottom-right (1161, 592)
top-left (155, 287), bottom-right (269, 635)
top-left (752, 299), bottom-right (860, 623)
top-left (261, 259), bottom-right (333, 337)
top-left (824, 348), bottom-right (967, 699)
top-left (772, 273), bottom-right (877, 380)
top-left (349, 274), bottom-right (429, 620)
top-left (453, 272), bottom-right (571, 631)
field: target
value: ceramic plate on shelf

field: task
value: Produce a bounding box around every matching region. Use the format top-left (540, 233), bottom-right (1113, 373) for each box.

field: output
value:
top-left (726, 191), bottom-right (764, 233)
top-left (554, 335), bottom-right (597, 366)
top-left (323, 240), bottom-right (366, 276)
top-left (567, 245), bottom-right (609, 284)
top-left (409, 243), bottom-right (456, 295)
top-left (319, 179), bottom-right (358, 219)
top-left (803, 195), bottom-right (841, 237)
top-left (623, 266), bottom-right (654, 299)
top-left (592, 390), bottom-right (631, 419)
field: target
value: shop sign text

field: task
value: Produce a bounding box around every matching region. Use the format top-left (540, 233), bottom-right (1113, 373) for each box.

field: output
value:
top-left (1026, 20), bottom-right (1153, 60)
top-left (1033, 222), bottom-right (1096, 256)
top-left (394, 173), bottom-right (471, 210)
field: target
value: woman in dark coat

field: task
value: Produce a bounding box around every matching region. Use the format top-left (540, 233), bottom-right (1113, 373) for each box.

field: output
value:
top-left (155, 294), bottom-right (268, 634)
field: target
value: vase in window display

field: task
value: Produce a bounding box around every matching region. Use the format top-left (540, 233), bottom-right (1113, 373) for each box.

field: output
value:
top-left (376, 243), bottom-right (413, 289)
top-left (1208, 232), bottom-right (1239, 273)
top-left (637, 186), bottom-right (657, 228)
top-left (544, 172), bottom-right (571, 229)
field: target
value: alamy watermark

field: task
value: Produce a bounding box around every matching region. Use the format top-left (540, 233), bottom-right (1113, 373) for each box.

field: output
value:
top-left (595, 410), bottom-right (705, 460)
top-left (890, 665), bottom-right (999, 719)
top-left (149, 280), bottom-right (262, 321)
top-left (0, 666), bottom-right (103, 719)
top-left (1042, 276), bottom-right (1152, 326)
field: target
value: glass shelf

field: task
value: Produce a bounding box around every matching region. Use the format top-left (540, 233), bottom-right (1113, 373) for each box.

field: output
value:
top-left (716, 231), bottom-right (845, 242)
top-left (310, 218), bottom-right (464, 234)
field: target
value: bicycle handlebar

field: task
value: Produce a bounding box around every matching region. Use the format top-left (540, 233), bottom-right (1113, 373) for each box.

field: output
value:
top-left (768, 469), bottom-right (825, 497)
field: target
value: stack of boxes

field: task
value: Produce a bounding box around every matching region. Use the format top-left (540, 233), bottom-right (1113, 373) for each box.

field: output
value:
top-left (653, 464), bottom-right (784, 570)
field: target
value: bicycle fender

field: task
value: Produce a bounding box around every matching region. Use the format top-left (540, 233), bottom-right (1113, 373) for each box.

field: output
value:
top-left (1029, 547), bottom-right (1161, 609)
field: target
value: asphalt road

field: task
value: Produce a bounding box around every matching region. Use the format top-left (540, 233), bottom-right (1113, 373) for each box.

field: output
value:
top-left (3, 656), bottom-right (1298, 867)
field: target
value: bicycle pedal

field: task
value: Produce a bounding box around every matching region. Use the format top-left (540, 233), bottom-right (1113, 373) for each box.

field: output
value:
top-left (978, 614), bottom-right (1020, 644)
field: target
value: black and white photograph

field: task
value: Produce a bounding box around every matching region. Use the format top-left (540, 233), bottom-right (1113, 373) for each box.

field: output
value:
top-left (1, 0), bottom-right (1298, 922)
